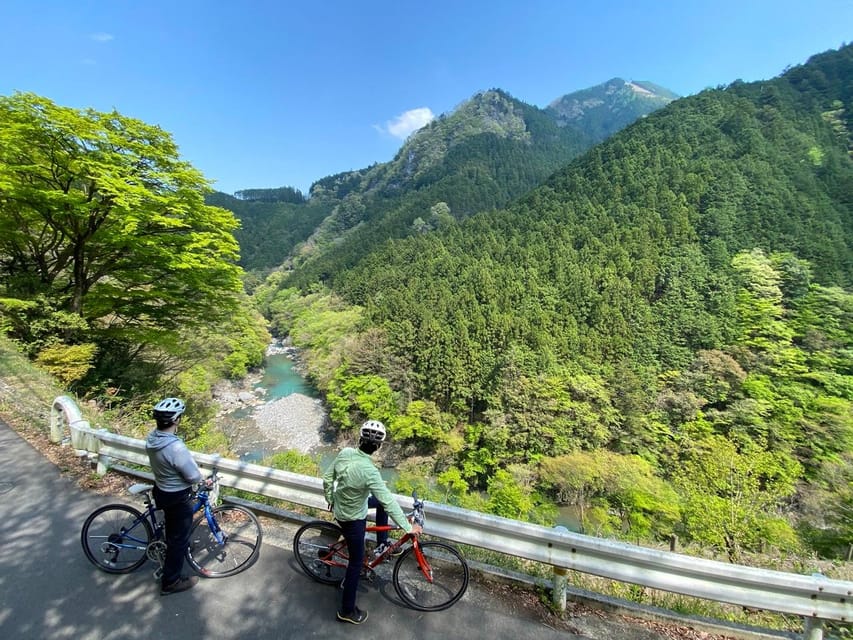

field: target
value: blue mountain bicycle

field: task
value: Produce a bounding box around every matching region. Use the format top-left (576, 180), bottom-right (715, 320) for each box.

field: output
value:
top-left (80, 472), bottom-right (262, 578)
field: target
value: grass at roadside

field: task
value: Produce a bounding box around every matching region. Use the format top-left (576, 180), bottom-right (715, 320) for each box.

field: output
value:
top-left (0, 335), bottom-right (68, 431)
top-left (0, 335), bottom-right (130, 495)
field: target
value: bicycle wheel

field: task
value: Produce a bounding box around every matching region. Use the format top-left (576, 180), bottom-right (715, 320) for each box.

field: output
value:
top-left (81, 504), bottom-right (153, 573)
top-left (186, 505), bottom-right (262, 578)
top-left (292, 520), bottom-right (348, 585)
top-left (393, 541), bottom-right (469, 611)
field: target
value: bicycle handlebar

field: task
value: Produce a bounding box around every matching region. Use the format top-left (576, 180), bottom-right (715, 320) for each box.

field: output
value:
top-left (195, 469), bottom-right (220, 505)
top-left (409, 491), bottom-right (426, 528)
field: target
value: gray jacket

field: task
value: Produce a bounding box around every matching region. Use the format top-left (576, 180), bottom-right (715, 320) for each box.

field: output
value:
top-left (145, 429), bottom-right (203, 492)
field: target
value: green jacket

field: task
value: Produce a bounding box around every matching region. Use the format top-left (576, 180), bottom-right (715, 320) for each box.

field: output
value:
top-left (322, 447), bottom-right (412, 533)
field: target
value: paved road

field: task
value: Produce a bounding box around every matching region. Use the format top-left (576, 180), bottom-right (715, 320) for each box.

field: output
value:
top-left (0, 420), bottom-right (603, 640)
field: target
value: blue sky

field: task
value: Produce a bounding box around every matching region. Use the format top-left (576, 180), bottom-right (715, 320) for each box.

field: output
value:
top-left (1, 1), bottom-right (850, 196)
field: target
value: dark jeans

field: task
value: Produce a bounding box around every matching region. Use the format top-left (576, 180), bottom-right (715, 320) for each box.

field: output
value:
top-left (153, 486), bottom-right (194, 587)
top-left (338, 498), bottom-right (390, 614)
top-left (338, 518), bottom-right (366, 614)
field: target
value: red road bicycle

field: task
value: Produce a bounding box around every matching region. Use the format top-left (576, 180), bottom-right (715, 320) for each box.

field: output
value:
top-left (292, 492), bottom-right (469, 611)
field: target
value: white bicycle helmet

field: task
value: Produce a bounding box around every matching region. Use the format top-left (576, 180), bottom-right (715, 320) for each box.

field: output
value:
top-left (359, 420), bottom-right (386, 444)
top-left (152, 397), bottom-right (186, 423)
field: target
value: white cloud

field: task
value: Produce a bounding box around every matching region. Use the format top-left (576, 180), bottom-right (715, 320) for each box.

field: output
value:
top-left (379, 107), bottom-right (435, 140)
top-left (91, 32), bottom-right (114, 42)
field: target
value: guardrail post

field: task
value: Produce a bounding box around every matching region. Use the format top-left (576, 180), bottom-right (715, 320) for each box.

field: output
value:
top-left (552, 525), bottom-right (570, 612)
top-left (553, 566), bottom-right (569, 612)
top-left (802, 617), bottom-right (824, 640)
top-left (49, 406), bottom-right (64, 444)
top-left (802, 572), bottom-right (828, 640)
top-left (50, 395), bottom-right (91, 444)
top-left (96, 453), bottom-right (114, 476)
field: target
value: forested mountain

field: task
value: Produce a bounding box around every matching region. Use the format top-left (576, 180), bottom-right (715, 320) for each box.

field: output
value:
top-left (546, 77), bottom-right (678, 142)
top-left (206, 190), bottom-right (333, 273)
top-left (228, 83), bottom-right (674, 276)
top-left (256, 44), bottom-right (853, 560)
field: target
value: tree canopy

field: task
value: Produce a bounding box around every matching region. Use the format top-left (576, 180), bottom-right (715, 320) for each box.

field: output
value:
top-left (0, 92), bottom-right (266, 395)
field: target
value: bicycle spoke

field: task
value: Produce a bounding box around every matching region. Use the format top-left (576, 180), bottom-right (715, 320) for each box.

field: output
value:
top-left (393, 541), bottom-right (469, 611)
top-left (186, 505), bottom-right (262, 578)
top-left (81, 504), bottom-right (152, 574)
top-left (293, 521), bottom-right (349, 585)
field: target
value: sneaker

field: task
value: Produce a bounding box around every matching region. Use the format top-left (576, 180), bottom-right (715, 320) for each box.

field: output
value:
top-left (374, 540), bottom-right (402, 558)
top-left (160, 575), bottom-right (198, 596)
top-left (336, 607), bottom-right (368, 624)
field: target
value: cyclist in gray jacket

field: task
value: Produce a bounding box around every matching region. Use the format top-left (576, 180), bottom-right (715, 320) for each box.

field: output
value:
top-left (145, 397), bottom-right (206, 595)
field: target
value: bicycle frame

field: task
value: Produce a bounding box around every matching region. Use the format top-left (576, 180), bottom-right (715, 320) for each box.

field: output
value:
top-left (373, 525), bottom-right (432, 572)
top-left (320, 506), bottom-right (431, 579)
top-left (106, 480), bottom-right (218, 559)
top-left (105, 487), bottom-right (164, 555)
top-left (193, 482), bottom-right (226, 545)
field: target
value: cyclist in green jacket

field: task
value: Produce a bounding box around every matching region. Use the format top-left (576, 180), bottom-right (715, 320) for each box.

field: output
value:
top-left (322, 419), bottom-right (422, 624)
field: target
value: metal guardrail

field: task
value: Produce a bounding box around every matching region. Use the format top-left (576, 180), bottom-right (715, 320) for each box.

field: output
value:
top-left (51, 395), bottom-right (850, 639)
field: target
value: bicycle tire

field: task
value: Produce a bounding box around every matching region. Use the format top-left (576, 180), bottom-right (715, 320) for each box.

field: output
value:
top-left (292, 520), bottom-right (348, 585)
top-left (81, 504), bottom-right (153, 573)
top-left (393, 541), bottom-right (469, 611)
top-left (186, 504), bottom-right (262, 578)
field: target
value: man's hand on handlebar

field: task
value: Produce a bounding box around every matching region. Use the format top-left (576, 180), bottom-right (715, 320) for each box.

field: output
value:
top-left (410, 523), bottom-right (423, 535)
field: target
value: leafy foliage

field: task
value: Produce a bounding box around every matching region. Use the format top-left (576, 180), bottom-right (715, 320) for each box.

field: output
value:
top-left (0, 92), bottom-right (268, 415)
top-left (672, 435), bottom-right (802, 561)
top-left (34, 341), bottom-right (98, 386)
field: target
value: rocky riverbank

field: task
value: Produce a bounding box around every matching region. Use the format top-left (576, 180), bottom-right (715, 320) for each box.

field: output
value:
top-left (212, 340), bottom-right (335, 457)
top-left (252, 393), bottom-right (332, 453)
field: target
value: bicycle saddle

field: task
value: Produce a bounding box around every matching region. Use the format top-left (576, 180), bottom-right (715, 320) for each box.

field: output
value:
top-left (129, 483), bottom-right (154, 494)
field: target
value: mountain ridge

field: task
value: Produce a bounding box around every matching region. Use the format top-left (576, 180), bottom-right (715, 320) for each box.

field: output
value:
top-left (250, 44), bottom-right (853, 570)
top-left (220, 77), bottom-right (676, 274)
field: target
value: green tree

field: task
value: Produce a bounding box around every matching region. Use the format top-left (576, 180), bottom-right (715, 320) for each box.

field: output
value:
top-left (34, 341), bottom-right (97, 386)
top-left (0, 93), bottom-right (246, 368)
top-left (391, 399), bottom-right (456, 448)
top-left (673, 435), bottom-right (802, 561)
top-left (539, 450), bottom-right (679, 538)
top-left (325, 368), bottom-right (397, 430)
top-left (486, 468), bottom-right (534, 520)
